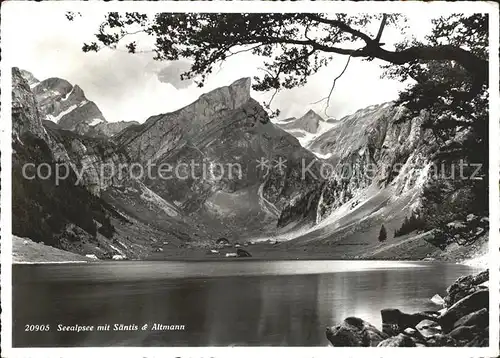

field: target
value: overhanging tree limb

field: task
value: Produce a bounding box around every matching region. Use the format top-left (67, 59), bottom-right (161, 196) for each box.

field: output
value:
top-left (374, 14), bottom-right (388, 43)
top-left (81, 12), bottom-right (488, 97)
top-left (305, 14), bottom-right (375, 44)
top-left (224, 36), bottom-right (488, 88)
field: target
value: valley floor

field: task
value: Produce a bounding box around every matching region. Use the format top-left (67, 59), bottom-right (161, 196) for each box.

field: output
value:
top-left (146, 227), bottom-right (489, 265)
top-left (11, 231), bottom-right (488, 266)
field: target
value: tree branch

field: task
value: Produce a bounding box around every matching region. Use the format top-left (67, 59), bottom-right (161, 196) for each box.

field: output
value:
top-left (85, 13), bottom-right (488, 101)
top-left (311, 54), bottom-right (353, 118)
top-left (371, 45), bottom-right (487, 73)
top-left (227, 43), bottom-right (265, 58)
top-left (252, 35), bottom-right (487, 87)
top-left (251, 33), bottom-right (487, 102)
top-left (249, 36), bottom-right (357, 55)
top-left (306, 14), bottom-right (374, 44)
top-left (372, 45), bottom-right (488, 99)
top-left (374, 14), bottom-right (388, 43)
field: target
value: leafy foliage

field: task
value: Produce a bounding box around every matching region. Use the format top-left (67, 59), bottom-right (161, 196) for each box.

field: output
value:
top-left (382, 14), bottom-right (488, 248)
top-left (75, 13), bottom-right (405, 103)
top-left (76, 13), bottom-right (485, 99)
top-left (418, 177), bottom-right (488, 248)
top-left (394, 214), bottom-right (426, 238)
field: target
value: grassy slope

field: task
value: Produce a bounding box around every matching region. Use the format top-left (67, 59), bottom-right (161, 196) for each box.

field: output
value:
top-left (12, 235), bottom-right (93, 263)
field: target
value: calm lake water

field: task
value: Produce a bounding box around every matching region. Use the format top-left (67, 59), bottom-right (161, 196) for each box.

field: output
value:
top-left (13, 260), bottom-right (479, 347)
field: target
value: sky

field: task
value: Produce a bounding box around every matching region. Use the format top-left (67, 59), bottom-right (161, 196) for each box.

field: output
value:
top-left (5, 6), bottom-right (437, 123)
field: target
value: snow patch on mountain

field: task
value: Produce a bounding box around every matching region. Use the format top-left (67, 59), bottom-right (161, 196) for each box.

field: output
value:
top-left (312, 151), bottom-right (333, 160)
top-left (302, 120), bottom-right (338, 147)
top-left (46, 104), bottom-right (77, 122)
top-left (62, 87), bottom-right (74, 101)
top-left (275, 114), bottom-right (339, 149)
top-left (89, 118), bottom-right (104, 126)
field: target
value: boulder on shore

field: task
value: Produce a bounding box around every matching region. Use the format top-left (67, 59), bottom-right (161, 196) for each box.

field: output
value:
top-left (452, 308), bottom-right (488, 330)
top-left (381, 308), bottom-right (438, 335)
top-left (426, 333), bottom-right (458, 347)
top-left (465, 327), bottom-right (489, 347)
top-left (326, 317), bottom-right (388, 347)
top-left (415, 319), bottom-right (442, 338)
top-left (326, 270), bottom-right (489, 348)
top-left (431, 294), bottom-right (445, 306)
top-left (445, 270), bottom-right (488, 307)
top-left (436, 270), bottom-right (489, 347)
top-left (448, 325), bottom-right (477, 341)
top-left (402, 327), bottom-right (427, 346)
top-left (440, 289), bottom-right (488, 333)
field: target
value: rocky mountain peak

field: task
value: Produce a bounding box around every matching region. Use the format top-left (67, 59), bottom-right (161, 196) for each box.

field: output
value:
top-left (229, 76), bottom-right (251, 104)
top-left (69, 84), bottom-right (86, 102)
top-left (302, 109), bottom-right (323, 120)
top-left (299, 109), bottom-right (323, 131)
top-left (118, 77), bottom-right (258, 164)
top-left (17, 68), bottom-right (140, 137)
top-left (18, 69), bottom-right (39, 88)
top-left (33, 77), bottom-right (73, 97)
top-left (12, 67), bottom-right (47, 140)
top-left (304, 109), bottom-right (319, 118)
top-left (276, 108), bottom-right (323, 134)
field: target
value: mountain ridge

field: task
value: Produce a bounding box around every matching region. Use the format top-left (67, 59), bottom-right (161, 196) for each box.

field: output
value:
top-left (12, 67), bottom-right (484, 261)
top-left (276, 109), bottom-right (324, 134)
top-left (12, 68), bottom-right (323, 257)
top-left (19, 69), bottom-right (139, 138)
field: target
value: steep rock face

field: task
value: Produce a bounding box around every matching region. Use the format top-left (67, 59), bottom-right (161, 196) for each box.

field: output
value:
top-left (118, 77), bottom-right (253, 163)
top-left (12, 72), bottom-right (84, 175)
top-left (115, 77), bottom-right (321, 237)
top-left (30, 73), bottom-right (107, 130)
top-left (12, 68), bottom-right (119, 250)
top-left (13, 69), bottom-right (324, 254)
top-left (45, 127), bottom-right (131, 196)
top-left (12, 69), bottom-right (49, 141)
top-left (57, 100), bottom-right (105, 132)
top-left (32, 78), bottom-right (98, 126)
top-left (12, 67), bottom-right (192, 258)
top-left (317, 103), bottom-right (432, 222)
top-left (20, 69), bottom-right (137, 137)
top-left (18, 69), bottom-right (39, 87)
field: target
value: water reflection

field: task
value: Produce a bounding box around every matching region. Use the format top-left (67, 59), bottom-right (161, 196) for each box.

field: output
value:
top-left (13, 261), bottom-right (479, 347)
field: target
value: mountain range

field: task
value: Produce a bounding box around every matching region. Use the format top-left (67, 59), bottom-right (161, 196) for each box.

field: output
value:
top-left (12, 67), bottom-right (486, 261)
top-left (23, 69), bottom-right (139, 138)
top-left (274, 109), bottom-right (338, 149)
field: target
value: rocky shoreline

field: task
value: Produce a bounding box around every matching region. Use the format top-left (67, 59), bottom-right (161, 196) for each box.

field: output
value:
top-left (326, 270), bottom-right (489, 347)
